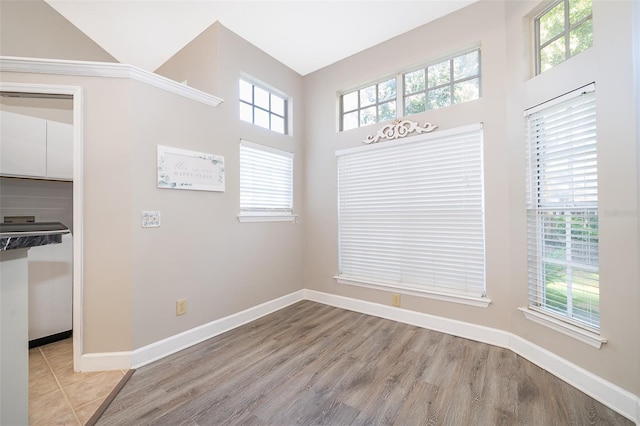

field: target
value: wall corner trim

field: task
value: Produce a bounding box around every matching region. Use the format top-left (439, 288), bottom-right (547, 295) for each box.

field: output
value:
top-left (78, 289), bottom-right (639, 424)
top-left (0, 56), bottom-right (224, 107)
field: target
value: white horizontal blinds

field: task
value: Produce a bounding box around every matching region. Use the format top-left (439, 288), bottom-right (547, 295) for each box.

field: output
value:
top-left (337, 126), bottom-right (485, 297)
top-left (526, 86), bottom-right (599, 330)
top-left (240, 140), bottom-right (293, 213)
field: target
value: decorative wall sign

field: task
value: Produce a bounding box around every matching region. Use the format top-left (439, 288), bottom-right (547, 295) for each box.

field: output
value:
top-left (363, 119), bottom-right (437, 144)
top-left (157, 145), bottom-right (225, 192)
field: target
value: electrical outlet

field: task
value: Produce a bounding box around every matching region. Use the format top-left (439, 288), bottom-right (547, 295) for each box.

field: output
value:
top-left (392, 293), bottom-right (401, 307)
top-left (176, 299), bottom-right (187, 316)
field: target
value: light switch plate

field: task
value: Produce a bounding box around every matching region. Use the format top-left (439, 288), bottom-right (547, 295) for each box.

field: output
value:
top-left (142, 210), bottom-right (161, 228)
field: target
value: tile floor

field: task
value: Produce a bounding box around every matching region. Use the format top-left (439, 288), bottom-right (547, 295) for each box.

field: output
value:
top-left (29, 338), bottom-right (127, 426)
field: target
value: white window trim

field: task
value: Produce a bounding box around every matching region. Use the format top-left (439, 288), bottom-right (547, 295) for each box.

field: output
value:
top-left (524, 83), bottom-right (602, 342)
top-left (335, 123), bottom-right (488, 307)
top-left (518, 307), bottom-right (607, 348)
top-left (238, 139), bottom-right (294, 223)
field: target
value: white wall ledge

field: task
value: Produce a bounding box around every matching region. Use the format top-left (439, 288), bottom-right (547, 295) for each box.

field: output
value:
top-left (0, 56), bottom-right (223, 107)
top-left (334, 275), bottom-right (491, 308)
top-left (518, 307), bottom-right (607, 349)
top-left (237, 213), bottom-right (297, 223)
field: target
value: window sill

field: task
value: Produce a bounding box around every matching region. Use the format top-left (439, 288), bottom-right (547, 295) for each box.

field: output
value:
top-left (518, 307), bottom-right (607, 349)
top-left (237, 213), bottom-right (297, 223)
top-left (334, 275), bottom-right (491, 308)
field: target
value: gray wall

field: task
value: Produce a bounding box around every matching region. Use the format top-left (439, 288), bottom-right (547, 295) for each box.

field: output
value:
top-left (0, 0), bottom-right (116, 62)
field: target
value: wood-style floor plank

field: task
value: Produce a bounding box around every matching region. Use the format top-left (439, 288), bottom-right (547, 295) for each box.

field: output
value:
top-left (96, 301), bottom-right (633, 426)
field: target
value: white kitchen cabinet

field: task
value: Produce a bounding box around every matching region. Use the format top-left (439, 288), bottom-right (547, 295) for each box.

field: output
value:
top-left (0, 111), bottom-right (73, 180)
top-left (46, 120), bottom-right (73, 180)
top-left (0, 110), bottom-right (47, 177)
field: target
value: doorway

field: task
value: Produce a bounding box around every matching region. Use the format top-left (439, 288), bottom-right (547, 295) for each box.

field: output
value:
top-left (0, 82), bottom-right (84, 372)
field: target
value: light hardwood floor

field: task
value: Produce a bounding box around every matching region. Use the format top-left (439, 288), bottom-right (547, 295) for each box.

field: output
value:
top-left (96, 301), bottom-right (633, 425)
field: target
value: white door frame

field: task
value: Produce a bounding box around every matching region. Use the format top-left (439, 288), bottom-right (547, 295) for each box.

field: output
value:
top-left (0, 82), bottom-right (84, 371)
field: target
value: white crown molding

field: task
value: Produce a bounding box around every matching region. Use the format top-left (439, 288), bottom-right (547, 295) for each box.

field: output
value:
top-left (78, 288), bottom-right (639, 424)
top-left (0, 56), bottom-right (223, 107)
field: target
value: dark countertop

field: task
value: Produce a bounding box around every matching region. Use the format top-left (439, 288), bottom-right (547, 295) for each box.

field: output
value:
top-left (0, 222), bottom-right (70, 251)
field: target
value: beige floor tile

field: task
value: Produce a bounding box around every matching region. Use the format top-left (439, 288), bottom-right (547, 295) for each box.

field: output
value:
top-left (40, 410), bottom-right (80, 426)
top-left (45, 351), bottom-right (76, 371)
top-left (48, 353), bottom-right (101, 388)
top-left (30, 349), bottom-right (51, 379)
top-left (29, 389), bottom-right (75, 426)
top-left (40, 338), bottom-right (73, 359)
top-left (63, 371), bottom-right (124, 409)
top-left (74, 397), bottom-right (106, 424)
top-left (31, 338), bottom-right (123, 425)
top-left (29, 368), bottom-right (59, 399)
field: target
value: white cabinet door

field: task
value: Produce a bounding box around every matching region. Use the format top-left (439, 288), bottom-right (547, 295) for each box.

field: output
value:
top-left (46, 120), bottom-right (73, 180)
top-left (28, 233), bottom-right (73, 341)
top-left (0, 110), bottom-right (47, 177)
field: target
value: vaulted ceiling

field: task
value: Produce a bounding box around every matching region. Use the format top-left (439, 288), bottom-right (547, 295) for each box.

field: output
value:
top-left (44, 1), bottom-right (477, 76)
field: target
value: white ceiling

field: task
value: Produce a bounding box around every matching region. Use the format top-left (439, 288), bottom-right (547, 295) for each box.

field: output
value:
top-left (44, 1), bottom-right (477, 76)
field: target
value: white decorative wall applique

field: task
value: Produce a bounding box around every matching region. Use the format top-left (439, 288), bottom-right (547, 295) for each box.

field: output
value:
top-left (363, 119), bottom-right (437, 144)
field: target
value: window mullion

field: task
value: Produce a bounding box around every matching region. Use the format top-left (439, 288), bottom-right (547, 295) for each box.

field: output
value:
top-left (564, 0), bottom-right (571, 61)
top-left (449, 58), bottom-right (455, 106)
top-left (396, 74), bottom-right (403, 118)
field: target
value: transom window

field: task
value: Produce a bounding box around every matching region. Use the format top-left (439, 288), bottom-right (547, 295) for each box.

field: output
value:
top-left (340, 48), bottom-right (480, 131)
top-left (239, 79), bottom-right (288, 134)
top-left (341, 78), bottom-right (397, 131)
top-left (404, 49), bottom-right (480, 114)
top-left (535, 0), bottom-right (593, 74)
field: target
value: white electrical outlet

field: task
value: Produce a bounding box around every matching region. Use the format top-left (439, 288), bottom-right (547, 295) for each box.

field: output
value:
top-left (176, 299), bottom-right (187, 316)
top-left (142, 211), bottom-right (161, 228)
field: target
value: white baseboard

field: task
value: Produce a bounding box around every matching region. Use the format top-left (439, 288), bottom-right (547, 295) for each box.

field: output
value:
top-left (79, 289), bottom-right (305, 371)
top-left (78, 351), bottom-right (132, 372)
top-left (303, 289), bottom-right (640, 425)
top-left (79, 288), bottom-right (639, 424)
top-left (130, 290), bottom-right (306, 369)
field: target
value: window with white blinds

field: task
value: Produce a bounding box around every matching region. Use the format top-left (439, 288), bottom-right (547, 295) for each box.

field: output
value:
top-left (526, 84), bottom-right (599, 330)
top-left (336, 124), bottom-right (486, 302)
top-left (239, 140), bottom-right (294, 222)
